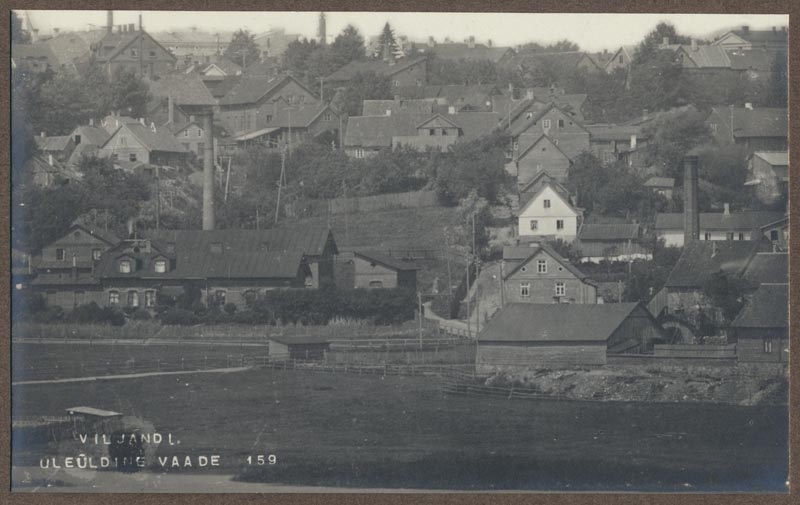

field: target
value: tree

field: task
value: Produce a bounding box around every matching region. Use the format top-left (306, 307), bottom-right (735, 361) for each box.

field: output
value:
top-left (375, 22), bottom-right (402, 60)
top-left (627, 49), bottom-right (687, 115)
top-left (11, 11), bottom-right (31, 44)
top-left (282, 38), bottom-right (319, 78)
top-left (632, 22), bottom-right (690, 66)
top-left (434, 132), bottom-right (510, 206)
top-left (36, 72), bottom-right (100, 135)
top-left (642, 109), bottom-right (712, 180)
top-left (702, 270), bottom-right (753, 325)
top-left (108, 68), bottom-right (151, 118)
top-left (329, 25), bottom-right (366, 67)
top-left (224, 29), bottom-right (261, 68)
top-left (766, 50), bottom-right (788, 107)
top-left (340, 71), bottom-right (392, 116)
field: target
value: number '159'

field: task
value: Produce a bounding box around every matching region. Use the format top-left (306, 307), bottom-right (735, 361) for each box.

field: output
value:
top-left (246, 455), bottom-right (277, 465)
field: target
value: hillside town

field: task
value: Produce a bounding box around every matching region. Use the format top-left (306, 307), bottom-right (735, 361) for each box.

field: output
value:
top-left (9, 9), bottom-right (791, 493)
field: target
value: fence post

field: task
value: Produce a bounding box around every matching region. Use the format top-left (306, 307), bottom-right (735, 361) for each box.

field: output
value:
top-left (204, 356), bottom-right (207, 370)
top-left (181, 358), bottom-right (184, 370)
top-left (157, 359), bottom-right (161, 371)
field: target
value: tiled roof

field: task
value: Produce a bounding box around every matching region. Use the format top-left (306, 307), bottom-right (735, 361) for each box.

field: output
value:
top-left (643, 177), bottom-right (675, 188)
top-left (209, 75), bottom-right (242, 99)
top-left (741, 252), bottom-right (788, 285)
top-left (355, 251), bottom-right (419, 271)
top-left (664, 239), bottom-right (770, 288)
top-left (753, 151), bottom-right (788, 166)
top-left (502, 245), bottom-right (541, 260)
top-left (31, 272), bottom-right (100, 286)
top-left (34, 135), bottom-right (72, 152)
top-left (677, 45), bottom-right (732, 68)
top-left (729, 29), bottom-right (788, 45)
top-left (727, 49), bottom-right (774, 72)
top-left (478, 303), bottom-right (642, 342)
top-left (710, 106), bottom-right (788, 138)
top-left (147, 72), bottom-right (217, 107)
top-left (11, 43), bottom-right (59, 68)
top-left (208, 57), bottom-right (242, 76)
top-left (94, 31), bottom-right (176, 63)
top-left (219, 74), bottom-right (315, 106)
top-left (518, 176), bottom-right (574, 211)
top-left (586, 124), bottom-right (644, 142)
top-left (147, 228), bottom-right (335, 258)
top-left (108, 123), bottom-right (188, 153)
top-left (362, 99), bottom-right (435, 116)
top-left (579, 223), bottom-right (641, 241)
top-left (71, 126), bottom-right (110, 147)
top-left (426, 43), bottom-right (512, 63)
top-left (503, 242), bottom-right (588, 282)
top-left (325, 57), bottom-right (427, 82)
top-left (67, 220), bottom-right (121, 246)
top-left (266, 103), bottom-right (332, 128)
top-left (654, 211), bottom-right (785, 231)
top-left (730, 284), bottom-right (787, 329)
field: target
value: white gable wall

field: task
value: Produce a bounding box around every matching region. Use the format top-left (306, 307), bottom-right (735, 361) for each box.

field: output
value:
top-left (518, 184), bottom-right (579, 240)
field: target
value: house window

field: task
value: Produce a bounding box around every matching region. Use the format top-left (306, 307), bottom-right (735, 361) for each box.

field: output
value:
top-left (120, 136), bottom-right (127, 146)
top-left (543, 119), bottom-right (551, 128)
top-left (92, 249), bottom-right (102, 261)
top-left (394, 80), bottom-right (400, 87)
top-left (710, 123), bottom-right (718, 133)
top-left (442, 129), bottom-right (449, 136)
top-left (128, 290), bottom-right (139, 307)
top-left (770, 230), bottom-right (779, 241)
top-left (369, 280), bottom-right (384, 288)
top-left (305, 274), bottom-right (314, 288)
top-left (704, 233), bottom-right (712, 240)
top-left (266, 114), bottom-right (273, 123)
top-left (537, 259), bottom-right (547, 273)
top-left (763, 339), bottom-right (773, 353)
top-left (119, 260), bottom-right (132, 273)
top-left (544, 199), bottom-right (551, 209)
top-left (526, 112), bottom-right (533, 119)
top-left (555, 282), bottom-right (565, 297)
top-left (154, 260), bottom-right (167, 273)
top-left (558, 119), bottom-right (564, 128)
top-left (556, 220), bottom-right (565, 230)
top-left (727, 232), bottom-right (734, 241)
top-left (74, 134), bottom-right (82, 144)
top-left (520, 282), bottom-right (530, 298)
top-left (215, 290), bottom-right (226, 305)
top-left (131, 49), bottom-right (138, 57)
top-left (513, 140), bottom-right (519, 150)
top-left (56, 248), bottom-right (65, 261)
top-left (530, 220), bottom-right (538, 231)
top-left (149, 50), bottom-right (156, 58)
top-left (553, 139), bottom-right (559, 146)
top-left (323, 112), bottom-right (332, 121)
top-left (108, 291), bottom-right (120, 304)
top-left (197, 129), bottom-right (202, 137)
top-left (355, 148), bottom-right (365, 159)
top-left (429, 129), bottom-right (435, 136)
top-left (618, 55), bottom-right (623, 63)
top-left (244, 290), bottom-right (258, 305)
top-left (129, 153), bottom-right (137, 162)
top-left (145, 290), bottom-right (156, 308)
top-left (738, 232), bottom-right (745, 240)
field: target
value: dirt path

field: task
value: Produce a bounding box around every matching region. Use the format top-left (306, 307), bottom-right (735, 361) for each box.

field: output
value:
top-left (11, 367), bottom-right (250, 386)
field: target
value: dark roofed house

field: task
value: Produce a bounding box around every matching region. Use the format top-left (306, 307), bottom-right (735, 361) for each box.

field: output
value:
top-left (33, 134), bottom-right (76, 164)
top-left (24, 154), bottom-right (83, 188)
top-left (674, 44), bottom-right (732, 69)
top-left (90, 26), bottom-right (177, 79)
top-left (575, 223), bottom-right (652, 263)
top-left (643, 177), bottom-right (675, 199)
top-left (69, 125), bottom-right (111, 168)
top-left (335, 251), bottom-right (418, 290)
top-left (421, 40), bottom-right (514, 64)
top-left (654, 209), bottom-right (784, 247)
top-left (99, 120), bottom-right (189, 167)
top-left (713, 26), bottom-right (788, 51)
top-left (362, 98), bottom-right (436, 116)
top-left (11, 43), bottom-right (59, 73)
top-left (476, 303), bottom-right (663, 371)
top-left (325, 57), bottom-right (428, 89)
top-left (705, 106), bottom-right (788, 157)
top-left (268, 336), bottom-right (330, 361)
top-left (746, 151), bottom-right (789, 204)
top-left (727, 48), bottom-right (775, 80)
top-left (729, 284), bottom-right (788, 364)
top-left (741, 252), bottom-right (787, 285)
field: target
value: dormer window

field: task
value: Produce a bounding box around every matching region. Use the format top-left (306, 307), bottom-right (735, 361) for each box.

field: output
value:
top-left (154, 259), bottom-right (167, 273)
top-left (119, 260), bottom-right (132, 273)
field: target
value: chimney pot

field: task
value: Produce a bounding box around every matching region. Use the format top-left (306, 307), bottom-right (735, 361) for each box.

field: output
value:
top-left (723, 203), bottom-right (730, 215)
top-left (48, 154), bottom-right (53, 166)
top-left (630, 134), bottom-right (637, 149)
top-left (40, 131), bottom-right (45, 137)
top-left (683, 154), bottom-right (700, 244)
top-left (742, 25), bottom-right (750, 33)
top-left (448, 106), bottom-right (456, 115)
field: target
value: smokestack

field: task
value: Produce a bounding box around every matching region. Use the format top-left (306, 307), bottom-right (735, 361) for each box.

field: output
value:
top-left (138, 14), bottom-right (142, 31)
top-left (168, 95), bottom-right (174, 124)
top-left (202, 112), bottom-right (215, 230)
top-left (107, 11), bottom-right (113, 34)
top-left (683, 153), bottom-right (700, 244)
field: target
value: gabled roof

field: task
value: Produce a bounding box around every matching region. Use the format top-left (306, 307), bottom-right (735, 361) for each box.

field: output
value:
top-left (344, 113), bottom-right (435, 149)
top-left (94, 30), bottom-right (176, 64)
top-left (709, 106), bottom-right (788, 138)
top-left (354, 251), bottom-right (419, 271)
top-left (741, 252), bottom-right (788, 285)
top-left (502, 245), bottom-right (541, 261)
top-left (71, 125), bottom-right (111, 147)
top-left (730, 284), bottom-right (787, 329)
top-left (426, 43), bottom-right (512, 63)
top-left (727, 48), bottom-right (774, 72)
top-left (579, 223), bottom-right (640, 241)
top-left (325, 56), bottom-right (427, 82)
top-left (676, 45), bottom-right (732, 68)
top-left (517, 134), bottom-right (571, 162)
top-left (147, 72), bottom-right (217, 107)
top-left (416, 113), bottom-right (461, 130)
top-left (723, 28), bottom-right (788, 45)
top-left (362, 99), bottom-right (435, 116)
top-left (219, 74), bottom-right (317, 106)
top-left (753, 151), bottom-right (788, 166)
top-left (586, 124), bottom-right (645, 142)
top-left (203, 56), bottom-right (242, 76)
top-left (518, 170), bottom-right (559, 193)
top-left (643, 177), bottom-right (675, 188)
top-left (266, 103), bottom-right (334, 129)
top-left (519, 179), bottom-right (577, 216)
top-left (510, 102), bottom-right (589, 138)
top-left (34, 135), bottom-right (73, 152)
top-left (147, 228), bottom-right (336, 258)
top-left (503, 241), bottom-right (588, 281)
top-left (654, 211), bottom-right (785, 231)
top-left (478, 303), bottom-right (644, 342)
top-left (11, 43), bottom-right (59, 68)
top-left (102, 123), bottom-right (188, 153)
top-left (664, 238), bottom-right (771, 289)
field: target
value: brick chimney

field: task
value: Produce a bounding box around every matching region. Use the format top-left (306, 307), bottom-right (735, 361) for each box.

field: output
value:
top-left (741, 25), bottom-right (750, 34)
top-left (683, 153), bottom-right (700, 244)
top-left (723, 202), bottom-right (730, 215)
top-left (467, 36), bottom-right (475, 49)
top-left (661, 36), bottom-right (670, 48)
top-left (107, 10), bottom-right (113, 34)
top-left (691, 39), bottom-right (698, 51)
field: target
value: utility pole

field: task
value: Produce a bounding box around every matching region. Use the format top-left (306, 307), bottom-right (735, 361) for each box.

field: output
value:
top-left (499, 260), bottom-right (505, 309)
top-left (275, 144), bottom-right (287, 224)
top-left (342, 179), bottom-right (349, 243)
top-left (319, 77), bottom-right (324, 102)
top-left (417, 291), bottom-right (423, 349)
top-left (255, 206), bottom-right (260, 230)
top-left (443, 229), bottom-right (453, 297)
top-left (155, 166), bottom-right (160, 230)
top-left (224, 157), bottom-right (232, 202)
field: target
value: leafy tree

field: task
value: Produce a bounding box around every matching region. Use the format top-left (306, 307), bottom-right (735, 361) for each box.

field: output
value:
top-left (283, 38), bottom-right (319, 76)
top-left (305, 46), bottom-right (339, 84)
top-left (11, 11), bottom-right (31, 44)
top-left (517, 39), bottom-right (580, 53)
top-left (329, 25), bottom-right (366, 67)
top-left (224, 29), bottom-right (261, 68)
top-left (702, 271), bottom-right (753, 325)
top-left (642, 109), bottom-right (712, 180)
top-left (632, 22), bottom-right (690, 65)
top-left (622, 242), bottom-right (682, 303)
top-left (357, 146), bottom-right (428, 195)
top-left (108, 67), bottom-right (151, 118)
top-left (36, 72), bottom-right (100, 135)
top-left (426, 52), bottom-right (497, 85)
top-left (627, 49), bottom-right (687, 115)
top-left (434, 132), bottom-right (510, 205)
top-left (79, 155), bottom-right (151, 233)
top-left (766, 50), bottom-right (788, 107)
top-left (339, 71), bottom-right (392, 116)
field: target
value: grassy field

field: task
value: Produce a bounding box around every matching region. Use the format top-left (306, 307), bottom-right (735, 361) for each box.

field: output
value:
top-left (12, 368), bottom-right (788, 491)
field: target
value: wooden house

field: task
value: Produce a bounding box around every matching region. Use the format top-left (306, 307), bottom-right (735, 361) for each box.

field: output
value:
top-left (517, 180), bottom-right (582, 242)
top-left (729, 284), bottom-right (788, 364)
top-left (502, 243), bottom-right (597, 305)
top-left (654, 209), bottom-right (784, 247)
top-left (268, 336), bottom-right (330, 361)
top-left (712, 25), bottom-right (788, 51)
top-left (98, 120), bottom-right (189, 167)
top-left (336, 251), bottom-right (418, 290)
top-left (574, 223), bottom-right (652, 263)
top-left (746, 151), bottom-right (788, 205)
top-left (705, 106), bottom-right (788, 158)
top-left (90, 24), bottom-right (177, 79)
top-left (476, 303), bottom-right (663, 371)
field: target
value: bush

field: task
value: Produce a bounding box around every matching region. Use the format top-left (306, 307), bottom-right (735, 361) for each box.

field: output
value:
top-left (65, 302), bottom-right (126, 326)
top-left (224, 302), bottom-right (237, 315)
top-left (159, 308), bottom-right (200, 326)
top-left (129, 309), bottom-right (152, 321)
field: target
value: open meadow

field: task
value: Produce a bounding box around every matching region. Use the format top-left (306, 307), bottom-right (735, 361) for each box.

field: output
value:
top-left (12, 367), bottom-right (788, 491)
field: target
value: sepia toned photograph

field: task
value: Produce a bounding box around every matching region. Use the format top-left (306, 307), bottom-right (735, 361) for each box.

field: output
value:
top-left (8, 7), bottom-right (790, 493)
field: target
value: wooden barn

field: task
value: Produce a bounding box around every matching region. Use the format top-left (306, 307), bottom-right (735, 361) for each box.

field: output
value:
top-left (476, 303), bottom-right (663, 372)
top-left (268, 336), bottom-right (330, 361)
top-left (729, 284), bottom-right (788, 364)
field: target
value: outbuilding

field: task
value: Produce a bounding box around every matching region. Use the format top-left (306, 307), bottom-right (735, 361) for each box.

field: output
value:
top-left (476, 302), bottom-right (663, 371)
top-left (268, 336), bottom-right (330, 361)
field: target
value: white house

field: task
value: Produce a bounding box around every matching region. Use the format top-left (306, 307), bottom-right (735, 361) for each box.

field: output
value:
top-left (653, 208), bottom-right (784, 247)
top-left (517, 181), bottom-right (581, 241)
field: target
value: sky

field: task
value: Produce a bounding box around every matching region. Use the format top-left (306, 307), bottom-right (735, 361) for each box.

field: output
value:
top-left (18, 11), bottom-right (789, 52)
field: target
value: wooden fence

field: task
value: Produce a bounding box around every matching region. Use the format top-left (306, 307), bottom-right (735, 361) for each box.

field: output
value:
top-left (285, 190), bottom-right (439, 219)
top-left (653, 344), bottom-right (737, 359)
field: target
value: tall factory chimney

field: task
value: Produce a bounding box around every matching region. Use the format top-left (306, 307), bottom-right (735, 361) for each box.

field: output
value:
top-left (317, 12), bottom-right (327, 46)
top-left (202, 112), bottom-right (215, 230)
top-left (107, 10), bottom-right (113, 34)
top-left (683, 151), bottom-right (700, 244)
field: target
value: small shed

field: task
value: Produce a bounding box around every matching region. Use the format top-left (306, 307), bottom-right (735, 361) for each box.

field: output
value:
top-left (476, 303), bottom-right (663, 371)
top-left (337, 251), bottom-right (418, 290)
top-left (268, 336), bottom-right (330, 361)
top-left (729, 284), bottom-right (788, 364)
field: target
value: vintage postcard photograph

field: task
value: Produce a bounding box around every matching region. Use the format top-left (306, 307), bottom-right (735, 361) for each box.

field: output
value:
top-left (9, 8), bottom-right (790, 493)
